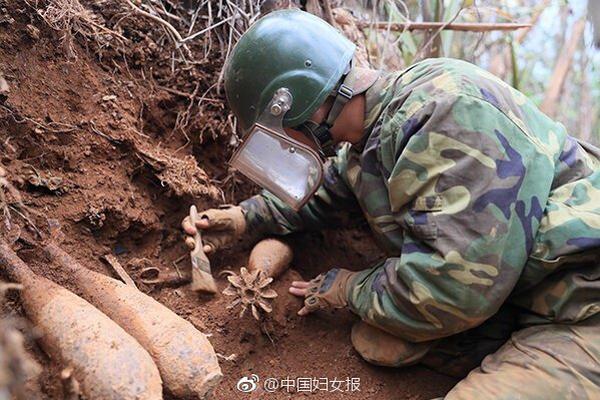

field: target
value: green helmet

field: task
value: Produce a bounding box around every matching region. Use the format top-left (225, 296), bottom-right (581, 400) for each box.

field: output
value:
top-left (224, 9), bottom-right (355, 131)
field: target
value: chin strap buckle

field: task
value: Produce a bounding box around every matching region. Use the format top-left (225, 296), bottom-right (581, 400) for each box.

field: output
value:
top-left (336, 83), bottom-right (354, 101)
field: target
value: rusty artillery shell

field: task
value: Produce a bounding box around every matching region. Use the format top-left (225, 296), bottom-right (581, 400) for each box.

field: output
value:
top-left (0, 239), bottom-right (163, 400)
top-left (45, 243), bottom-right (222, 399)
top-left (247, 238), bottom-right (293, 279)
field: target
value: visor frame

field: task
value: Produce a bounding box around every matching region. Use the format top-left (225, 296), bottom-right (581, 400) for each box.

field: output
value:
top-left (229, 122), bottom-right (325, 210)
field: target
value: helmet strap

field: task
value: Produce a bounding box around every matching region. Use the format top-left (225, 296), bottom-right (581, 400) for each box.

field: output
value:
top-left (296, 120), bottom-right (335, 158)
top-left (296, 67), bottom-right (359, 157)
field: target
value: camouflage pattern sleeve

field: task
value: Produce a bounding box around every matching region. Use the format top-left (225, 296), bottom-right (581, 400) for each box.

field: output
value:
top-left (239, 147), bottom-right (363, 240)
top-left (346, 93), bottom-right (558, 342)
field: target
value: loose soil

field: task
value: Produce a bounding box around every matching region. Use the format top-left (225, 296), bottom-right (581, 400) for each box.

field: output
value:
top-left (0, 3), bottom-right (457, 399)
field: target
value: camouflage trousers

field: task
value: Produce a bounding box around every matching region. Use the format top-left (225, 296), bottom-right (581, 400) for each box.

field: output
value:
top-left (351, 309), bottom-right (600, 399)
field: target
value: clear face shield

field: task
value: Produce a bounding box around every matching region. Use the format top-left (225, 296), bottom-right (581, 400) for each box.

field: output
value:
top-left (229, 88), bottom-right (324, 211)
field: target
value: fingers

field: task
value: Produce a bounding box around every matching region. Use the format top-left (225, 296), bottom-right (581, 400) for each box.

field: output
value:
top-left (291, 280), bottom-right (310, 288)
top-left (194, 217), bottom-right (211, 230)
top-left (289, 280), bottom-right (310, 297)
top-left (184, 236), bottom-right (215, 254)
top-left (183, 207), bottom-right (229, 255)
top-left (183, 212), bottom-right (212, 233)
top-left (288, 280), bottom-right (322, 316)
top-left (185, 237), bottom-right (196, 249)
top-left (182, 217), bottom-right (197, 235)
top-left (288, 286), bottom-right (308, 297)
top-left (297, 306), bottom-right (311, 316)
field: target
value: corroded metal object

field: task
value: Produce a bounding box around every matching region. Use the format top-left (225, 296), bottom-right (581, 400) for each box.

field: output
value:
top-left (223, 239), bottom-right (293, 320)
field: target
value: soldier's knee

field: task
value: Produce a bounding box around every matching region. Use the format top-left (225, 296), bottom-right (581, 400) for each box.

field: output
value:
top-left (351, 321), bottom-right (434, 367)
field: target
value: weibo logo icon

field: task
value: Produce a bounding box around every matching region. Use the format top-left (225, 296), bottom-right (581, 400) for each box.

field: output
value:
top-left (236, 374), bottom-right (259, 393)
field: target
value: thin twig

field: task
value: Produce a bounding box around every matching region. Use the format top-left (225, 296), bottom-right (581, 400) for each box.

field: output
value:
top-left (0, 105), bottom-right (77, 133)
top-left (180, 16), bottom-right (233, 43)
top-left (358, 21), bottom-right (532, 32)
top-left (147, 0), bottom-right (183, 23)
top-left (8, 205), bottom-right (42, 238)
top-left (414, 7), bottom-right (464, 61)
top-left (88, 120), bottom-right (122, 144)
top-left (101, 254), bottom-right (138, 289)
top-left (156, 85), bottom-right (223, 103)
top-left (124, 0), bottom-right (183, 41)
top-left (378, 0), bottom-right (409, 70)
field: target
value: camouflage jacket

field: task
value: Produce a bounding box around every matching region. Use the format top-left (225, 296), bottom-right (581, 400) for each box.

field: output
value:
top-left (240, 58), bottom-right (600, 342)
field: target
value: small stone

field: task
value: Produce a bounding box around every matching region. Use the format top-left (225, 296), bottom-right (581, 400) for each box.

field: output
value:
top-left (0, 74), bottom-right (9, 96)
top-left (102, 94), bottom-right (117, 102)
top-left (26, 24), bottom-right (39, 40)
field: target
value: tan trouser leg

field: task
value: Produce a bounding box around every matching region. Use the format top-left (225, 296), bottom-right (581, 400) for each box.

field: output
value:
top-left (351, 321), bottom-right (435, 367)
top-left (351, 306), bottom-right (518, 376)
top-left (445, 315), bottom-right (600, 400)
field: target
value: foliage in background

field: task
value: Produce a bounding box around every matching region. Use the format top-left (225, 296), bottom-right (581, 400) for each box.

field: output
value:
top-left (342, 0), bottom-right (599, 144)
